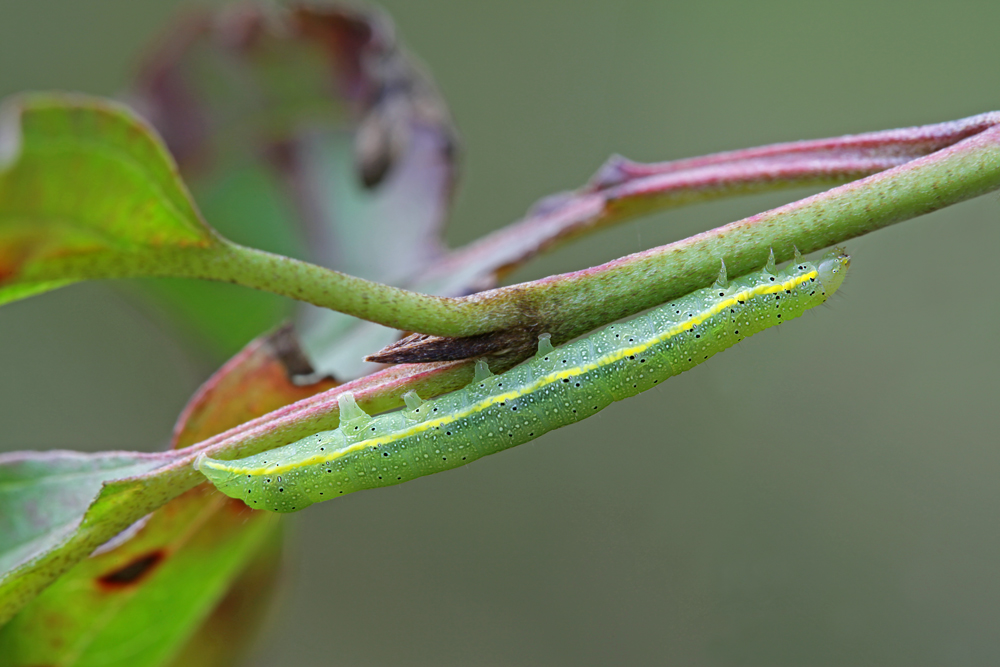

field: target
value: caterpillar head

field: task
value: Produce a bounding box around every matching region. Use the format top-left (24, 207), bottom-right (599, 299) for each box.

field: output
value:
top-left (817, 248), bottom-right (851, 295)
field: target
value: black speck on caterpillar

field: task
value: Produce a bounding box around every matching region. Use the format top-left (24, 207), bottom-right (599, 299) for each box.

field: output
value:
top-left (197, 249), bottom-right (850, 512)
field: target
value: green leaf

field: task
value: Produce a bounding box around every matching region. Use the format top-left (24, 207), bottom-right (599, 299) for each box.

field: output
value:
top-left (0, 451), bottom-right (163, 578)
top-left (0, 451), bottom-right (192, 626)
top-left (163, 522), bottom-right (283, 667)
top-left (0, 93), bottom-right (475, 339)
top-left (0, 484), bottom-right (281, 667)
top-left (0, 94), bottom-right (219, 304)
top-left (0, 326), bottom-right (335, 634)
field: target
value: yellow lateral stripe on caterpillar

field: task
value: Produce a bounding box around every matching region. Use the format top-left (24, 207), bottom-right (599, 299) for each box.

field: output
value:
top-left (199, 269), bottom-right (820, 480)
top-left (198, 249), bottom-right (848, 512)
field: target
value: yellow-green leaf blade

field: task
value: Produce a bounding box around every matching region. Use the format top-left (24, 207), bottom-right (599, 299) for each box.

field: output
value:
top-left (0, 94), bottom-right (218, 304)
top-left (0, 450), bottom-right (164, 578)
top-left (0, 485), bottom-right (281, 667)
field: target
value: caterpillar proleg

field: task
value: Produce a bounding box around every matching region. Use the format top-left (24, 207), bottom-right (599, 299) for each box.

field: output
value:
top-left (197, 249), bottom-right (850, 512)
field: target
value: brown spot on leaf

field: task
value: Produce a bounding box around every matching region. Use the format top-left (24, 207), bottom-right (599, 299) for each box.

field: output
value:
top-left (97, 551), bottom-right (166, 590)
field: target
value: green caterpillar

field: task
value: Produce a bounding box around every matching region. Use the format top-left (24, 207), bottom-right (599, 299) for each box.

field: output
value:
top-left (197, 249), bottom-right (850, 512)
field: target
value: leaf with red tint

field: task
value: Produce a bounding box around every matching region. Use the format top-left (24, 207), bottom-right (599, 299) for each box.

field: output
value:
top-left (0, 322), bottom-right (330, 658)
top-left (171, 324), bottom-right (339, 450)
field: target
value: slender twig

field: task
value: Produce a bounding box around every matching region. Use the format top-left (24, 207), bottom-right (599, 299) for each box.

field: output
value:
top-left (420, 111), bottom-right (1000, 298)
top-left (227, 112), bottom-right (1000, 344)
top-left (490, 120), bottom-right (1000, 344)
top-left (370, 113), bottom-right (1000, 362)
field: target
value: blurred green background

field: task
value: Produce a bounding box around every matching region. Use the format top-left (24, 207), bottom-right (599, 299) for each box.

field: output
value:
top-left (3, 1), bottom-right (1000, 665)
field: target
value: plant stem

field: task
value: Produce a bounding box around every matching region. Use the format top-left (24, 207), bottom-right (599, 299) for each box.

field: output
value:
top-left (201, 115), bottom-right (1000, 345)
top-left (186, 242), bottom-right (499, 337)
top-left (463, 123), bottom-right (1000, 343)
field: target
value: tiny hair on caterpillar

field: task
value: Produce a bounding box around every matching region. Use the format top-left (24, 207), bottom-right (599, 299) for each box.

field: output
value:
top-left (197, 248), bottom-right (850, 512)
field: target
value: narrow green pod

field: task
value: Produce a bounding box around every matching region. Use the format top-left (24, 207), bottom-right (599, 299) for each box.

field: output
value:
top-left (198, 249), bottom-right (850, 512)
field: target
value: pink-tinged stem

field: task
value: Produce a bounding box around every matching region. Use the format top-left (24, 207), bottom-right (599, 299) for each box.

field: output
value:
top-left (431, 113), bottom-right (1000, 343)
top-left (425, 112), bottom-right (1000, 300)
